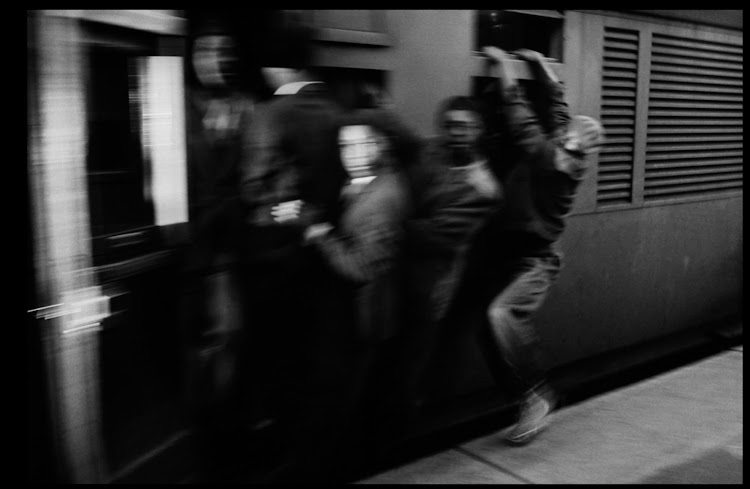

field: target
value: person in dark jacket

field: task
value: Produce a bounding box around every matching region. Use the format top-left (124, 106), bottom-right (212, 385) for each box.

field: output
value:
top-left (306, 110), bottom-right (413, 345)
top-left (183, 10), bottom-right (256, 371)
top-left (286, 109), bottom-right (415, 481)
top-left (391, 95), bottom-right (505, 435)
top-left (445, 47), bottom-right (605, 446)
top-left (179, 11), bottom-right (267, 482)
top-left (233, 12), bottom-right (349, 475)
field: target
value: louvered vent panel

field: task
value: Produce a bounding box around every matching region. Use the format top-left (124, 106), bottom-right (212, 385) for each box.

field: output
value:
top-left (598, 27), bottom-right (638, 206)
top-left (645, 33), bottom-right (743, 202)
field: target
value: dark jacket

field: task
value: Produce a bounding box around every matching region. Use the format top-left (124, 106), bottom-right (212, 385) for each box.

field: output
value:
top-left (312, 168), bottom-right (412, 343)
top-left (406, 139), bottom-right (503, 323)
top-left (482, 63), bottom-right (586, 257)
top-left (186, 89), bottom-right (255, 272)
top-left (239, 82), bottom-right (347, 264)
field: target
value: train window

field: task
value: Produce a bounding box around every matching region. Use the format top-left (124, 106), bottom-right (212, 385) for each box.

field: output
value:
top-left (136, 56), bottom-right (188, 228)
top-left (82, 20), bottom-right (189, 265)
top-left (85, 48), bottom-right (154, 240)
top-left (475, 10), bottom-right (564, 61)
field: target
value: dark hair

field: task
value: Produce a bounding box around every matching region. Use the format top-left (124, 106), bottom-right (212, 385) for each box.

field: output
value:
top-left (338, 109), bottom-right (389, 136)
top-left (339, 108), bottom-right (421, 167)
top-left (185, 9), bottom-right (275, 99)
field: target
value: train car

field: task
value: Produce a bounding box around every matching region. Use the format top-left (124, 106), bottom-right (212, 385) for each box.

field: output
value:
top-left (26, 9), bottom-right (742, 484)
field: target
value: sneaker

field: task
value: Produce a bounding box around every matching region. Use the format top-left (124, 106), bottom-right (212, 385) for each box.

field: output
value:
top-left (505, 388), bottom-right (556, 446)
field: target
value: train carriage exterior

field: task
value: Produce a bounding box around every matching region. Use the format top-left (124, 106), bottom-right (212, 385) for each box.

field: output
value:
top-left (26, 9), bottom-right (742, 484)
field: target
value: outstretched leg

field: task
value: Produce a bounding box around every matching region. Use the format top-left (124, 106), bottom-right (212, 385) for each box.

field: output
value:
top-left (479, 253), bottom-right (561, 445)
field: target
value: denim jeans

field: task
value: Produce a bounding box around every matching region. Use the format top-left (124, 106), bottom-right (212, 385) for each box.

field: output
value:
top-left (477, 252), bottom-right (561, 395)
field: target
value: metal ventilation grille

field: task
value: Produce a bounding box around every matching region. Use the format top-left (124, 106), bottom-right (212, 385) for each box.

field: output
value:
top-left (597, 27), bottom-right (638, 206)
top-left (645, 33), bottom-right (743, 202)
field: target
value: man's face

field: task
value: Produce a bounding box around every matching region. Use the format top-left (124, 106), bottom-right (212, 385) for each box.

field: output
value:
top-left (192, 35), bottom-right (236, 89)
top-left (442, 109), bottom-right (483, 150)
top-left (339, 125), bottom-right (380, 179)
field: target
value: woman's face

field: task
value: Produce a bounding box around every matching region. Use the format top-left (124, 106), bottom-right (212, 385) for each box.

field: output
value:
top-left (192, 35), bottom-right (236, 89)
top-left (339, 125), bottom-right (380, 179)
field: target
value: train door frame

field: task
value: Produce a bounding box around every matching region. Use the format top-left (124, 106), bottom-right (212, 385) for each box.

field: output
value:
top-left (27, 11), bottom-right (109, 483)
top-left (27, 12), bottom-right (64, 483)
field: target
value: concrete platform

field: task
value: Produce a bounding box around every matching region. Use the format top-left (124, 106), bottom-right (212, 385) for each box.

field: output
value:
top-left (357, 348), bottom-right (743, 484)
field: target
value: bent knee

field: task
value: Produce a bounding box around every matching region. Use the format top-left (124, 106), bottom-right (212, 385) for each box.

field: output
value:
top-left (487, 305), bottom-right (513, 327)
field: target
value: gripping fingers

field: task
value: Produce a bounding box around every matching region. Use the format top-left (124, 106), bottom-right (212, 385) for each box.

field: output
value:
top-left (271, 200), bottom-right (303, 223)
top-left (515, 49), bottom-right (559, 83)
top-left (482, 46), bottom-right (509, 63)
top-left (515, 49), bottom-right (544, 64)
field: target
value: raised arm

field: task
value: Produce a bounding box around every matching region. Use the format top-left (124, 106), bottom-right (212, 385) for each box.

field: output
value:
top-left (515, 49), bottom-right (571, 140)
top-left (483, 46), bottom-right (563, 175)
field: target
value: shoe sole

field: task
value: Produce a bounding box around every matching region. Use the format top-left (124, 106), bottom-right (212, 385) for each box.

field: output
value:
top-left (504, 401), bottom-right (554, 447)
top-left (504, 420), bottom-right (549, 446)
top-left (504, 392), bottom-right (557, 446)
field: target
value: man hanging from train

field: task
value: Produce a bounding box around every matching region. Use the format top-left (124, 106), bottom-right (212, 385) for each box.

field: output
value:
top-left (443, 46), bottom-right (605, 446)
